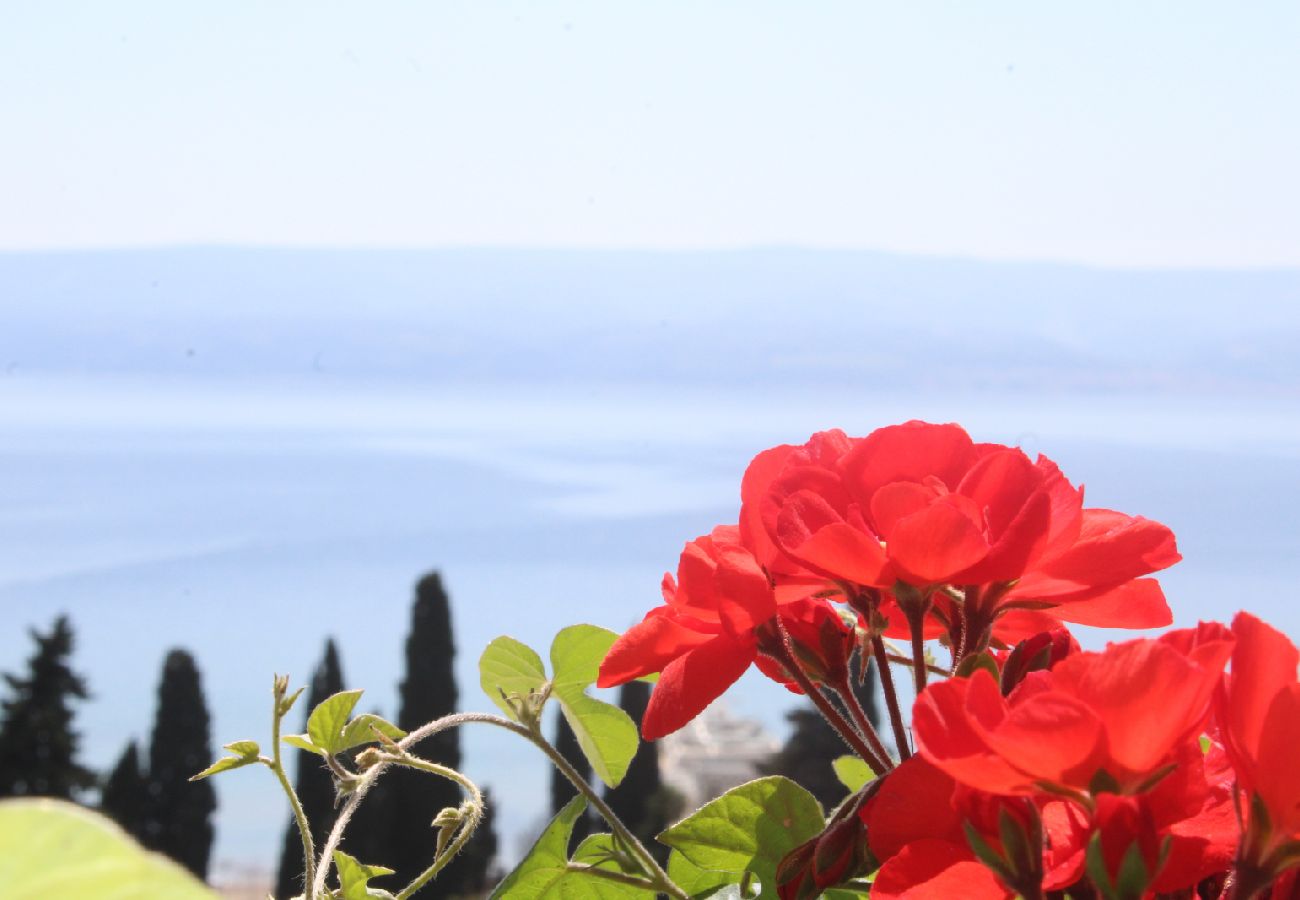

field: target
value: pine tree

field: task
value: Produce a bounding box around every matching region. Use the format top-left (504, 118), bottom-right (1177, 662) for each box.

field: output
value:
top-left (0, 616), bottom-right (94, 798)
top-left (603, 680), bottom-right (678, 865)
top-left (764, 652), bottom-right (881, 811)
top-left (384, 572), bottom-right (484, 897)
top-left (550, 709), bottom-right (592, 851)
top-left (100, 740), bottom-right (148, 839)
top-left (275, 639), bottom-right (345, 900)
top-left (142, 649), bottom-right (216, 880)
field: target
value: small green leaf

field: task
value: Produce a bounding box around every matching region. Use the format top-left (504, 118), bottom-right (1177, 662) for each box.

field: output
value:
top-left (1199, 734), bottom-right (1212, 754)
top-left (480, 636), bottom-right (548, 720)
top-left (308, 690), bottom-right (364, 755)
top-left (658, 776), bottom-right (825, 899)
top-left (190, 740), bottom-right (262, 781)
top-left (333, 849), bottom-right (395, 900)
top-left (283, 734), bottom-right (323, 755)
top-left (338, 714), bottom-right (406, 753)
top-left (551, 625), bottom-right (639, 788)
top-left (831, 756), bottom-right (876, 793)
top-left (279, 685), bottom-right (307, 717)
top-left (955, 651), bottom-right (1000, 683)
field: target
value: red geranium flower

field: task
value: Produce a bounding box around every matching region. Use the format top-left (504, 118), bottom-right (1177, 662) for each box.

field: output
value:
top-left (743, 421), bottom-right (1181, 646)
top-left (597, 526), bottom-right (843, 739)
top-left (914, 624), bottom-right (1233, 798)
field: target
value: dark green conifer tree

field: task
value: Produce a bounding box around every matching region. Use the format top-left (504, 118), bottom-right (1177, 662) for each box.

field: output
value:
top-left (100, 739), bottom-right (148, 839)
top-left (0, 616), bottom-right (94, 799)
top-left (275, 639), bottom-right (345, 900)
top-left (764, 652), bottom-right (881, 811)
top-left (550, 709), bottom-right (592, 850)
top-left (385, 572), bottom-right (494, 897)
top-left (142, 649), bottom-right (216, 880)
top-left (603, 679), bottom-right (678, 865)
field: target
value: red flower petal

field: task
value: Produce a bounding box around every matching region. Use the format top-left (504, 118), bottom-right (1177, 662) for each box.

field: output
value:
top-left (775, 489), bottom-right (892, 586)
top-left (1254, 683), bottom-right (1300, 837)
top-left (641, 631), bottom-right (756, 740)
top-left (954, 487), bottom-right (1052, 584)
top-left (842, 420), bottom-right (978, 500)
top-left (1222, 612), bottom-right (1300, 778)
top-left (863, 757), bottom-right (963, 861)
top-left (1043, 578), bottom-right (1173, 630)
top-left (1035, 509), bottom-right (1180, 588)
top-left (913, 670), bottom-right (1035, 795)
top-left (887, 497), bottom-right (990, 585)
top-left (597, 609), bottom-right (715, 687)
top-left (711, 543), bottom-right (777, 636)
top-left (871, 840), bottom-right (1012, 900)
top-left (978, 689), bottom-right (1105, 789)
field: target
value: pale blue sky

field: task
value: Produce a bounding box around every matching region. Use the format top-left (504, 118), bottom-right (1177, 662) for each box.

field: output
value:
top-left (3, 2), bottom-right (1298, 266)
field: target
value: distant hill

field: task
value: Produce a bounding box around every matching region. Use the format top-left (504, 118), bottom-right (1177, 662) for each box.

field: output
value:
top-left (3, 247), bottom-right (1298, 393)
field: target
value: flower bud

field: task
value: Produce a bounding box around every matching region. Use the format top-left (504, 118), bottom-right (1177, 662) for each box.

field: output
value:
top-left (999, 628), bottom-right (1078, 696)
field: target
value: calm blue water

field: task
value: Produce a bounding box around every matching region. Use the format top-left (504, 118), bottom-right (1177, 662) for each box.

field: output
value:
top-left (2, 375), bottom-right (1299, 872)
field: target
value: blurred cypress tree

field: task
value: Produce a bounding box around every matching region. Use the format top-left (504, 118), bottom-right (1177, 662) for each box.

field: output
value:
top-left (382, 572), bottom-right (496, 897)
top-left (550, 709), bottom-right (592, 851)
top-left (100, 739), bottom-right (148, 839)
top-left (764, 652), bottom-right (881, 812)
top-left (0, 616), bottom-right (94, 799)
top-left (141, 649), bottom-right (216, 880)
top-left (603, 679), bottom-right (678, 865)
top-left (275, 638), bottom-right (345, 900)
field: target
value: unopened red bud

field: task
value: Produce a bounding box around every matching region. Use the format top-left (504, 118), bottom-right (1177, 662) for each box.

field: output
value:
top-left (1000, 628), bottom-right (1079, 696)
top-left (812, 814), bottom-right (870, 889)
top-left (775, 837), bottom-right (820, 900)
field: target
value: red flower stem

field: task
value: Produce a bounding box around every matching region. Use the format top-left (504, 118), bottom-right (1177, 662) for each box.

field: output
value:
top-left (829, 673), bottom-right (895, 772)
top-left (870, 635), bottom-right (912, 760)
top-left (769, 622), bottom-right (891, 776)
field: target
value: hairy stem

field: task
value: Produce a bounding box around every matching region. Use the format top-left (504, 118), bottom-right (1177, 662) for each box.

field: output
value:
top-left (829, 673), bottom-right (894, 771)
top-left (310, 711), bottom-right (688, 900)
top-left (906, 607), bottom-right (929, 694)
top-left (388, 756), bottom-right (484, 900)
top-left (271, 686), bottom-right (315, 899)
top-left (871, 635), bottom-right (912, 760)
top-left (766, 624), bottom-right (890, 776)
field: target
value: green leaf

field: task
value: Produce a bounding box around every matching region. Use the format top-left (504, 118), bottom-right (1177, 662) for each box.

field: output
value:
top-left (667, 849), bottom-right (736, 898)
top-left (551, 625), bottom-right (639, 788)
top-left (338, 714), bottom-right (406, 753)
top-left (570, 834), bottom-right (657, 898)
top-left (831, 756), bottom-right (876, 793)
top-left (0, 798), bottom-right (217, 897)
top-left (489, 795), bottom-right (589, 899)
top-left (308, 689), bottom-right (364, 755)
top-left (657, 776), bottom-right (825, 899)
top-left (283, 734), bottom-right (323, 755)
top-left (334, 849), bottom-right (395, 900)
top-left (190, 740), bottom-right (262, 781)
top-left (279, 685), bottom-right (307, 717)
top-left (480, 636), bottom-right (548, 720)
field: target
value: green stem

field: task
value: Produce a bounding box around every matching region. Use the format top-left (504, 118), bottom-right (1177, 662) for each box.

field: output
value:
top-left (388, 756), bottom-right (484, 900)
top-left (310, 711), bottom-right (689, 900)
top-left (271, 685), bottom-right (316, 899)
top-left (871, 635), bottom-right (912, 760)
top-left (565, 863), bottom-right (663, 891)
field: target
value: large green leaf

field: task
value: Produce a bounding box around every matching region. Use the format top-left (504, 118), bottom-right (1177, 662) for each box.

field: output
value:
top-left (0, 798), bottom-right (217, 899)
top-left (657, 776), bottom-right (824, 899)
top-left (550, 625), bottom-right (638, 788)
top-left (570, 834), bottom-right (657, 898)
top-left (479, 636), bottom-right (548, 721)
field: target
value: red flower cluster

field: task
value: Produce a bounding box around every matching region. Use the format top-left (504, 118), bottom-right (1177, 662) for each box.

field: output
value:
top-left (596, 421), bottom-right (1300, 899)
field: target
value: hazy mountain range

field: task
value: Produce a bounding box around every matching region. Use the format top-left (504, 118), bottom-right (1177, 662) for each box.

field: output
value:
top-left (2, 247), bottom-right (1298, 394)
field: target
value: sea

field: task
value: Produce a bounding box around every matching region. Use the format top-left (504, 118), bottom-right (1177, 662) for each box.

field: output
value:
top-left (2, 374), bottom-right (1298, 875)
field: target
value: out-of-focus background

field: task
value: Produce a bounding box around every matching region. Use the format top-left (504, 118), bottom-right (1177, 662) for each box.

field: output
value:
top-left (2, 2), bottom-right (1298, 896)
